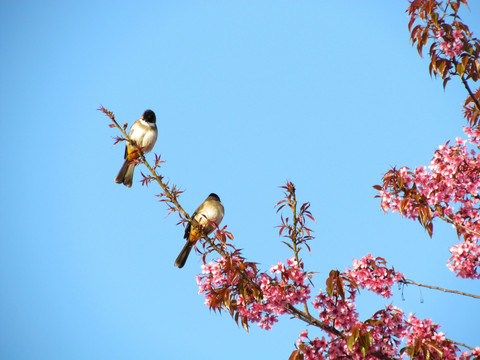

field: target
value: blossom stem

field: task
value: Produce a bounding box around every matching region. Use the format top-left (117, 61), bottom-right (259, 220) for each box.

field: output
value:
top-left (288, 189), bottom-right (312, 317)
top-left (290, 191), bottom-right (299, 260)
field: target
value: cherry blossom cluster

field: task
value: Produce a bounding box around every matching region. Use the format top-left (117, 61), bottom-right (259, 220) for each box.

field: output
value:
top-left (296, 304), bottom-right (480, 359)
top-left (436, 28), bottom-right (464, 58)
top-left (294, 259), bottom-right (407, 359)
top-left (236, 257), bottom-right (311, 330)
top-left (378, 127), bottom-right (480, 279)
top-left (344, 254), bottom-right (405, 298)
top-left (407, 0), bottom-right (480, 88)
top-left (295, 305), bottom-right (406, 359)
top-left (295, 330), bottom-right (332, 360)
top-left (293, 254), bottom-right (479, 359)
top-left (312, 292), bottom-right (358, 330)
top-left (447, 239), bottom-right (480, 278)
top-left (403, 314), bottom-right (459, 359)
top-left (461, 347), bottom-right (480, 360)
top-left (264, 257), bottom-right (311, 310)
top-left (196, 256), bottom-right (311, 330)
top-left (367, 305), bottom-right (408, 358)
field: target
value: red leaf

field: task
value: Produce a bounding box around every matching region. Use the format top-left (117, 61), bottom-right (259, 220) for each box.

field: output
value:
top-left (288, 350), bottom-right (304, 360)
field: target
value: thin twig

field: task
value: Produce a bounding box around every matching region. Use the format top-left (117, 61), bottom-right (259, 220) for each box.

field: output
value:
top-left (402, 279), bottom-right (480, 299)
top-left (288, 189), bottom-right (312, 317)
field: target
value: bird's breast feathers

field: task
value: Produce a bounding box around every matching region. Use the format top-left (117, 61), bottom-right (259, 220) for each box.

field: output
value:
top-left (195, 202), bottom-right (224, 227)
top-left (128, 119), bottom-right (158, 153)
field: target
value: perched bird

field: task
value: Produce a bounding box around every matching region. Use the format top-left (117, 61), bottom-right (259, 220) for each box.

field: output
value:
top-left (115, 109), bottom-right (158, 187)
top-left (175, 193), bottom-right (224, 268)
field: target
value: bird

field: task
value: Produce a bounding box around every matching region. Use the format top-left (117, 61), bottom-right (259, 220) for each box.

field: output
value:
top-left (114, 109), bottom-right (158, 187)
top-left (175, 193), bottom-right (225, 268)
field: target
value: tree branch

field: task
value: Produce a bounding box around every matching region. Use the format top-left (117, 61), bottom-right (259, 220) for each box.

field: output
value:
top-left (285, 304), bottom-right (343, 338)
top-left (401, 279), bottom-right (480, 300)
top-left (450, 340), bottom-right (476, 351)
top-left (461, 74), bottom-right (480, 113)
top-left (434, 210), bottom-right (480, 238)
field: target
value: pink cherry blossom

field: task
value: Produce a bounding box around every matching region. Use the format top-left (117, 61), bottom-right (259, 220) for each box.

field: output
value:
top-left (378, 127), bottom-right (480, 279)
top-left (197, 256), bottom-right (311, 330)
top-left (434, 26), bottom-right (464, 58)
top-left (345, 254), bottom-right (405, 298)
top-left (403, 314), bottom-right (459, 359)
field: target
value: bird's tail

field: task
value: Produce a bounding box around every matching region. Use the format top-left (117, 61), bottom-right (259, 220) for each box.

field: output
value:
top-left (114, 160), bottom-right (135, 188)
top-left (174, 241), bottom-right (193, 268)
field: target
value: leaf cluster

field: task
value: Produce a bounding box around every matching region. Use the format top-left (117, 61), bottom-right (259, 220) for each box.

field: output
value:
top-left (276, 181), bottom-right (316, 259)
top-left (408, 0), bottom-right (480, 92)
top-left (375, 168), bottom-right (434, 237)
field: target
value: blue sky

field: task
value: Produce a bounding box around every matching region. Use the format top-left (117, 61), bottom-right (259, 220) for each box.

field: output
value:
top-left (1, 1), bottom-right (479, 359)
